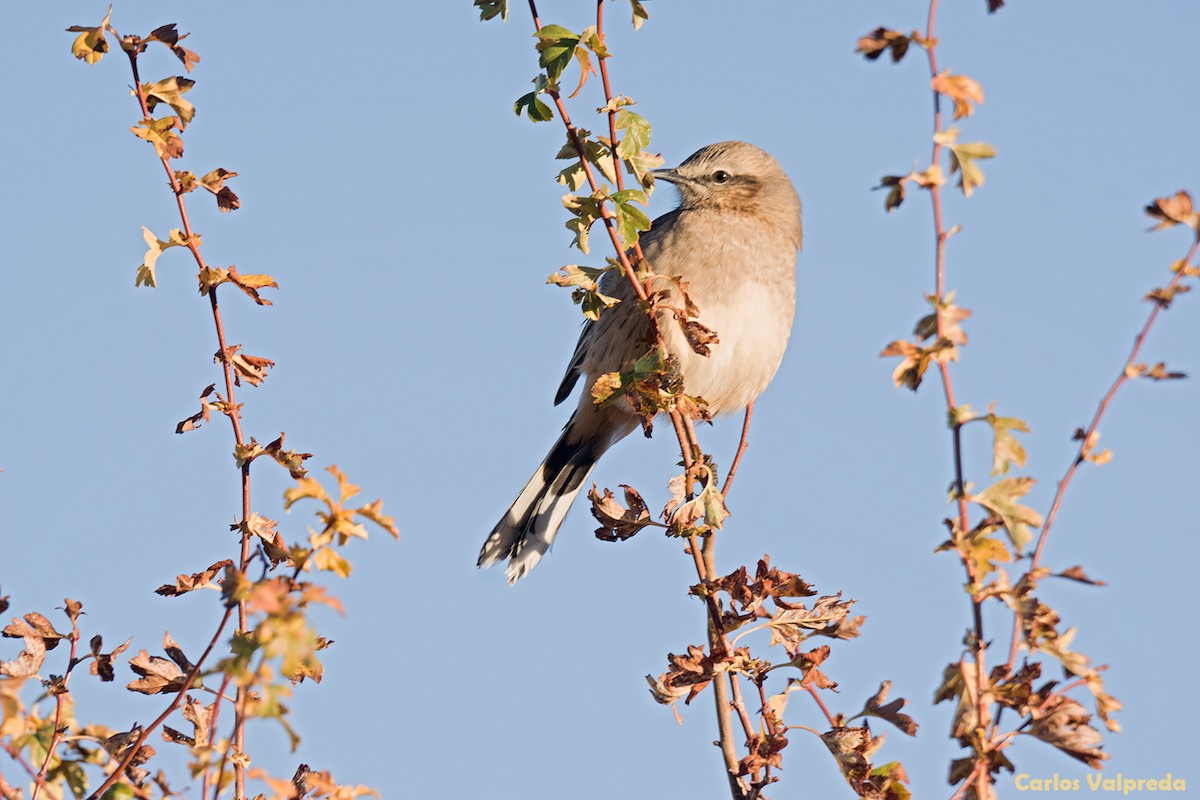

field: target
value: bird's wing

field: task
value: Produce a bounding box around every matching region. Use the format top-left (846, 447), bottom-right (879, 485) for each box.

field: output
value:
top-left (553, 208), bottom-right (682, 406)
top-left (554, 322), bottom-right (591, 406)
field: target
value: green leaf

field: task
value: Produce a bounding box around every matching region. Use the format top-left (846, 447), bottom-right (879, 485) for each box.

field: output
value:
top-left (578, 288), bottom-right (620, 320)
top-left (613, 191), bottom-right (650, 248)
top-left (101, 782), bottom-right (137, 800)
top-left (534, 24), bottom-right (578, 40)
top-left (869, 762), bottom-right (912, 800)
top-left (611, 189), bottom-right (648, 206)
top-left (534, 25), bottom-right (581, 83)
top-left (514, 75), bottom-right (554, 122)
top-left (48, 760), bottom-right (88, 797)
top-left (473, 0), bottom-right (508, 21)
top-left (548, 264), bottom-right (620, 320)
top-left (623, 149), bottom-right (664, 187)
top-left (553, 128), bottom-right (616, 186)
top-left (633, 347), bottom-right (664, 375)
top-left (562, 193), bottom-right (605, 254)
top-left (629, 0), bottom-right (650, 30)
top-left (614, 110), bottom-right (651, 160)
top-left (971, 476), bottom-right (1042, 550)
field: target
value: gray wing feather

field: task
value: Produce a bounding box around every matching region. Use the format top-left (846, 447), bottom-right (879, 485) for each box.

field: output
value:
top-left (554, 323), bottom-right (591, 405)
top-left (552, 209), bottom-right (680, 407)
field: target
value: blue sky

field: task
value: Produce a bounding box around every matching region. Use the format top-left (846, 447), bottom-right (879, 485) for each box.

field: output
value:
top-left (2, 2), bottom-right (1198, 797)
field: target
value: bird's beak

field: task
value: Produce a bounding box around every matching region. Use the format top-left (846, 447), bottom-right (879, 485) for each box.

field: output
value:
top-left (651, 167), bottom-right (678, 184)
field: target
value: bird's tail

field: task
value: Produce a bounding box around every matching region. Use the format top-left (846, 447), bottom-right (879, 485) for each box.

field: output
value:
top-left (477, 421), bottom-right (605, 584)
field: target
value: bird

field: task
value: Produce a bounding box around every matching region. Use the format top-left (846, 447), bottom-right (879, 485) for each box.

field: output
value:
top-left (478, 141), bottom-right (803, 583)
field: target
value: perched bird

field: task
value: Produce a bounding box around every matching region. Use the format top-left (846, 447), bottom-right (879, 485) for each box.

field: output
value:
top-left (478, 141), bottom-right (803, 583)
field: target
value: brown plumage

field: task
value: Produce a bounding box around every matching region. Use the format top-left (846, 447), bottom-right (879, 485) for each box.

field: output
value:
top-left (479, 141), bottom-right (803, 583)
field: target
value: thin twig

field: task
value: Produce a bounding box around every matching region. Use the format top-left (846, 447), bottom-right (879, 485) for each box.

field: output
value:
top-left (85, 607), bottom-right (235, 800)
top-left (0, 770), bottom-right (22, 800)
top-left (528, 4), bottom-right (747, 794)
top-left (922, 4), bottom-right (990, 797)
top-left (1004, 235), bottom-right (1198, 672)
top-left (124, 45), bottom-right (253, 799)
top-left (804, 684), bottom-right (837, 728)
top-left (32, 628), bottom-right (80, 800)
top-left (727, 673), bottom-right (757, 743)
top-left (721, 403), bottom-right (754, 497)
top-left (1032, 236), bottom-right (1199, 569)
top-left (203, 671), bottom-right (236, 800)
top-left (948, 760), bottom-right (987, 800)
top-left (1, 739), bottom-right (60, 800)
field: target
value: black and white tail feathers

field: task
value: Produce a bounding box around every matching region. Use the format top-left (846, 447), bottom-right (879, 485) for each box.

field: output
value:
top-left (477, 420), bottom-right (602, 584)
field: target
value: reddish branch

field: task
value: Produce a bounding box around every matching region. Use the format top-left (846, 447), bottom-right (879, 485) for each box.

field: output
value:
top-left (85, 607), bottom-right (236, 800)
top-left (203, 671), bottom-right (236, 800)
top-left (922, 2), bottom-right (991, 797)
top-left (1004, 234), bottom-right (1200, 671)
top-left (526, 1), bottom-right (750, 794)
top-left (3, 739), bottom-right (59, 800)
top-left (1031, 235), bottom-right (1200, 567)
top-left (88, 41), bottom-right (254, 800)
top-left (31, 629), bottom-right (80, 800)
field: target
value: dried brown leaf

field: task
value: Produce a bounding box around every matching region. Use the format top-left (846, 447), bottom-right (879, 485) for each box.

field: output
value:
top-left (856, 27), bottom-right (911, 63)
top-left (1145, 190), bottom-right (1197, 231)
top-left (860, 681), bottom-right (918, 736)
top-left (1028, 695), bottom-right (1108, 767)
top-left (127, 649), bottom-right (188, 695)
top-left (589, 484), bottom-right (655, 541)
top-left (156, 559), bottom-right (233, 597)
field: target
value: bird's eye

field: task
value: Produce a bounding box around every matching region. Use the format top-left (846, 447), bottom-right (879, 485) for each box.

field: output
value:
top-left (712, 170), bottom-right (730, 184)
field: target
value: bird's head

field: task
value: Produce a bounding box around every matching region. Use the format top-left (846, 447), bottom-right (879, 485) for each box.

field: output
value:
top-left (652, 140), bottom-right (803, 249)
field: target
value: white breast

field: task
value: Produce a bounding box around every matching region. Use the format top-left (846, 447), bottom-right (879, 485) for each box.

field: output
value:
top-left (659, 227), bottom-right (797, 415)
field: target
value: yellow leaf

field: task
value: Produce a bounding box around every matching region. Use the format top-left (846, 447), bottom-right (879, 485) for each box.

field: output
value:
top-left (310, 546), bottom-right (352, 578)
top-left (66, 5), bottom-right (112, 65)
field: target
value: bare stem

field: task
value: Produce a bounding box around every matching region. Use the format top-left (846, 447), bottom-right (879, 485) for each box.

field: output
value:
top-left (2, 740), bottom-right (60, 800)
top-left (32, 628), bottom-right (80, 800)
top-left (204, 671), bottom-right (236, 800)
top-left (804, 684), bottom-right (837, 728)
top-left (1004, 234), bottom-right (1200, 671)
top-left (0, 770), bottom-right (22, 800)
top-left (721, 403), bottom-right (755, 497)
top-left (1032, 236), bottom-right (1199, 567)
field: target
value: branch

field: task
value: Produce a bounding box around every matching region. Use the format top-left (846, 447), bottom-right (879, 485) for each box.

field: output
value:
top-left (31, 628), bottom-right (80, 800)
top-left (2, 739), bottom-right (60, 800)
top-left (922, 4), bottom-right (990, 797)
top-left (122, 41), bottom-right (254, 799)
top-left (525, 3), bottom-right (749, 793)
top-left (1005, 233), bottom-right (1200, 671)
top-left (1031, 235), bottom-right (1200, 568)
top-left (85, 607), bottom-right (235, 800)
